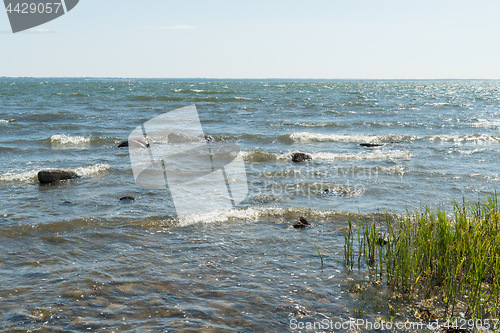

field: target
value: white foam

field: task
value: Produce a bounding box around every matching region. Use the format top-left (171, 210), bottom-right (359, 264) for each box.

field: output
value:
top-left (0, 170), bottom-right (38, 182)
top-left (467, 119), bottom-right (500, 129)
top-left (72, 163), bottom-right (110, 177)
top-left (310, 150), bottom-right (412, 161)
top-left (290, 132), bottom-right (403, 143)
top-left (376, 165), bottom-right (406, 175)
top-left (427, 102), bottom-right (469, 107)
top-left (177, 206), bottom-right (347, 227)
top-left (178, 207), bottom-right (264, 226)
top-left (50, 134), bottom-right (91, 145)
top-left (429, 134), bottom-right (500, 142)
top-left (240, 149), bottom-right (411, 162)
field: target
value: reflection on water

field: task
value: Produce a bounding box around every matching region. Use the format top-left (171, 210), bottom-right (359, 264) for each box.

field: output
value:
top-left (0, 216), bottom-right (369, 332)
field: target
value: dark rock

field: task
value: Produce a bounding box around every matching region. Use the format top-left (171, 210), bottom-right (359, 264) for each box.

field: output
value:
top-left (293, 216), bottom-right (311, 228)
top-left (359, 143), bottom-right (385, 147)
top-left (118, 136), bottom-right (151, 148)
top-left (291, 152), bottom-right (312, 163)
top-left (37, 170), bottom-right (80, 184)
top-left (200, 134), bottom-right (214, 142)
top-left (377, 235), bottom-right (390, 245)
top-left (119, 196), bottom-right (136, 201)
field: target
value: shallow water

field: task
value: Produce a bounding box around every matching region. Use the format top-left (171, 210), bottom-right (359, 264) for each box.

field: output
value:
top-left (1, 79), bottom-right (499, 331)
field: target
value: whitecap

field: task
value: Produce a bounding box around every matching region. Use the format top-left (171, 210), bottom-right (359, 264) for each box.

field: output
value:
top-left (50, 134), bottom-right (91, 145)
top-left (289, 132), bottom-right (406, 143)
top-left (310, 150), bottom-right (412, 161)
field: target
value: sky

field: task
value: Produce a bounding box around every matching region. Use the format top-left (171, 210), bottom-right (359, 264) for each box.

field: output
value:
top-left (1, 0), bottom-right (499, 79)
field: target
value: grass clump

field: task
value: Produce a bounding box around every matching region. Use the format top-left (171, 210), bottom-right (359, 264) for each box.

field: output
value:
top-left (343, 193), bottom-right (500, 323)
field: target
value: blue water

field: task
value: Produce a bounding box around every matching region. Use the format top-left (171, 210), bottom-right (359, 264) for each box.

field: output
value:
top-left (0, 79), bottom-right (499, 331)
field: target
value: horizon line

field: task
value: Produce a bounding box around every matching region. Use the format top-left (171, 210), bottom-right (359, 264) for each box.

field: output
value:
top-left (1, 76), bottom-right (499, 81)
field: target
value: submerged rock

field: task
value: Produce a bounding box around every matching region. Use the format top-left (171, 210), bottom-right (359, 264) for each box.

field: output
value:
top-left (293, 216), bottom-right (310, 228)
top-left (323, 188), bottom-right (349, 196)
top-left (118, 136), bottom-right (151, 149)
top-left (200, 133), bottom-right (214, 142)
top-left (377, 235), bottom-right (390, 245)
top-left (291, 152), bottom-right (312, 163)
top-left (119, 196), bottom-right (136, 201)
top-left (37, 170), bottom-right (80, 184)
top-left (359, 143), bottom-right (385, 147)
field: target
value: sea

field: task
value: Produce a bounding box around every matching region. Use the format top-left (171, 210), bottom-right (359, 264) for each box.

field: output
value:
top-left (0, 79), bottom-right (499, 332)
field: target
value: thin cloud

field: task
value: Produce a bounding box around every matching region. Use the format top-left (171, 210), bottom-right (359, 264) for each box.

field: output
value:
top-left (30, 29), bottom-right (53, 33)
top-left (0, 28), bottom-right (54, 34)
top-left (145, 25), bottom-right (195, 30)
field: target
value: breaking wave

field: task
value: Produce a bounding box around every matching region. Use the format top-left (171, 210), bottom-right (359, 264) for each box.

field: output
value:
top-left (50, 134), bottom-right (91, 145)
top-left (289, 132), bottom-right (408, 143)
top-left (177, 206), bottom-right (355, 227)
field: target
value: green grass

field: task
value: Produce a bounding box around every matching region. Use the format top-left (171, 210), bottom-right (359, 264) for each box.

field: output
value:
top-left (343, 192), bottom-right (500, 323)
top-left (314, 242), bottom-right (324, 268)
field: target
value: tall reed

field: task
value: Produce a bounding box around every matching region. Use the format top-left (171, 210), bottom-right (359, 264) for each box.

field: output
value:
top-left (344, 193), bottom-right (500, 322)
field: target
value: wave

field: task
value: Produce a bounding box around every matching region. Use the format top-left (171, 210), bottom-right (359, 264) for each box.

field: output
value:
top-left (173, 89), bottom-right (234, 95)
top-left (47, 135), bottom-right (116, 146)
top-left (310, 150), bottom-right (412, 161)
top-left (72, 163), bottom-right (110, 177)
top-left (429, 134), bottom-right (500, 142)
top-left (50, 134), bottom-right (91, 145)
top-left (0, 170), bottom-right (39, 182)
top-left (130, 95), bottom-right (184, 102)
top-left (467, 119), bottom-right (500, 129)
top-left (375, 165), bottom-right (406, 175)
top-left (177, 206), bottom-right (359, 227)
top-left (131, 94), bottom-right (250, 103)
top-left (240, 149), bottom-right (412, 162)
top-left (239, 151), bottom-right (289, 162)
top-left (269, 120), bottom-right (343, 128)
top-left (192, 96), bottom-right (252, 102)
top-left (289, 131), bottom-right (500, 143)
top-left (0, 163), bottom-right (110, 183)
top-left (289, 132), bottom-right (408, 143)
top-left (426, 102), bottom-right (470, 107)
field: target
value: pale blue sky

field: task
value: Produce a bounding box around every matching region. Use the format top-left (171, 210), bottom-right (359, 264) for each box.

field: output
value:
top-left (1, 0), bottom-right (499, 79)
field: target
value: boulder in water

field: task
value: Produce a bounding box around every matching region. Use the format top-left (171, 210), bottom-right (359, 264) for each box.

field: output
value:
top-left (359, 143), bottom-right (385, 147)
top-left (119, 196), bottom-right (136, 201)
top-left (293, 216), bottom-right (311, 228)
top-left (37, 170), bottom-right (80, 184)
top-left (292, 152), bottom-right (312, 163)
